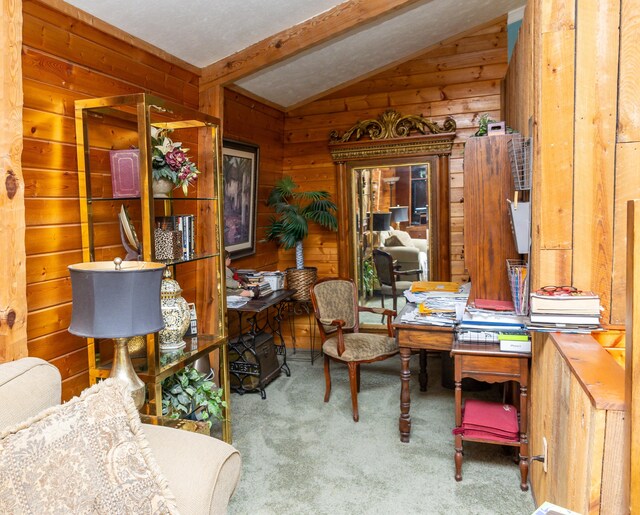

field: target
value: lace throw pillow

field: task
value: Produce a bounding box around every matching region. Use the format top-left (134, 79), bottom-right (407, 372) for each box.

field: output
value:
top-left (0, 379), bottom-right (179, 514)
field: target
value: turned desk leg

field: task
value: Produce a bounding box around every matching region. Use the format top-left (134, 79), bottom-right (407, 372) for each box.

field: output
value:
top-left (399, 347), bottom-right (412, 443)
top-left (519, 372), bottom-right (530, 491)
top-left (419, 349), bottom-right (428, 391)
top-left (454, 355), bottom-right (463, 481)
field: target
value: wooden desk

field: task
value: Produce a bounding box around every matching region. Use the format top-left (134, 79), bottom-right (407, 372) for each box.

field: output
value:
top-left (451, 341), bottom-right (530, 491)
top-left (393, 303), bottom-right (455, 443)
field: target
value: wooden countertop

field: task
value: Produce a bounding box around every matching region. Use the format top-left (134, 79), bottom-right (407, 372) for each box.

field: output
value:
top-left (550, 332), bottom-right (626, 411)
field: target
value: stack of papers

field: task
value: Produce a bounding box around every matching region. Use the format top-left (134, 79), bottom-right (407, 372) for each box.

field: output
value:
top-left (457, 309), bottom-right (528, 348)
top-left (399, 305), bottom-right (456, 327)
top-left (227, 296), bottom-right (249, 309)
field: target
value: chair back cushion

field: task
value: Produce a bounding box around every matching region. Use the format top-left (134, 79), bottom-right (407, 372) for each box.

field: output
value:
top-left (312, 279), bottom-right (357, 331)
top-left (373, 249), bottom-right (395, 288)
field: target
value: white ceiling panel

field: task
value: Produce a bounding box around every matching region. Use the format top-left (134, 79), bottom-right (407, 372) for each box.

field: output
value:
top-left (61, 0), bottom-right (526, 109)
top-left (62, 0), bottom-right (344, 67)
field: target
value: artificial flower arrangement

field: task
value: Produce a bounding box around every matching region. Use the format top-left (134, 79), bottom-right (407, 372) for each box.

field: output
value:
top-left (151, 126), bottom-right (200, 195)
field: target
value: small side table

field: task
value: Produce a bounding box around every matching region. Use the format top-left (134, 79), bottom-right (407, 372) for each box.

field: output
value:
top-left (451, 340), bottom-right (531, 491)
top-left (286, 299), bottom-right (319, 364)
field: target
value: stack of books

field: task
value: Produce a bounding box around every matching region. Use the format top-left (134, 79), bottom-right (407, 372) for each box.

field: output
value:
top-left (243, 271), bottom-right (273, 297)
top-left (155, 215), bottom-right (196, 259)
top-left (527, 290), bottom-right (602, 333)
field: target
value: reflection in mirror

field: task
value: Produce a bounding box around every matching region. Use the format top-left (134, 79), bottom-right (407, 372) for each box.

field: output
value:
top-left (354, 161), bottom-right (433, 326)
top-left (328, 109), bottom-right (456, 328)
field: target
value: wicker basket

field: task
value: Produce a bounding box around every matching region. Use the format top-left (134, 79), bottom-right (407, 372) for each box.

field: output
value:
top-left (285, 267), bottom-right (318, 301)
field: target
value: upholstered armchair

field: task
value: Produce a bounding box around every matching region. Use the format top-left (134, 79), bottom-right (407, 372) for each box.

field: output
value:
top-left (379, 229), bottom-right (428, 279)
top-left (373, 248), bottom-right (421, 315)
top-left (0, 357), bottom-right (241, 514)
top-left (310, 278), bottom-right (399, 422)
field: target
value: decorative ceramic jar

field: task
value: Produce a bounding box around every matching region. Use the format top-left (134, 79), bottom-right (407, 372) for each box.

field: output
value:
top-left (152, 178), bottom-right (174, 198)
top-left (159, 268), bottom-right (190, 350)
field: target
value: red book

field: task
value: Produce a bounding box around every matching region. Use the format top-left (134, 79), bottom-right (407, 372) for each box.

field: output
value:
top-left (474, 298), bottom-right (515, 311)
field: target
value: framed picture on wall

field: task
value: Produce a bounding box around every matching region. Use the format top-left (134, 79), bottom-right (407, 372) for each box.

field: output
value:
top-left (222, 140), bottom-right (259, 259)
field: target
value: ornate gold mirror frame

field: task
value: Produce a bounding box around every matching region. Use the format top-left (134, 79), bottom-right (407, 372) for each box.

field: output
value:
top-left (328, 109), bottom-right (456, 283)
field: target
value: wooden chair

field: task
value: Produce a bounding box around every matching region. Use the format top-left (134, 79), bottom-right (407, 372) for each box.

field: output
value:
top-left (373, 249), bottom-right (421, 316)
top-left (310, 277), bottom-right (398, 422)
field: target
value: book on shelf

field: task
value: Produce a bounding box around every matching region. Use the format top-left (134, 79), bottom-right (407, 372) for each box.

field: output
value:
top-left (529, 313), bottom-right (601, 325)
top-left (155, 215), bottom-right (196, 259)
top-left (530, 291), bottom-right (600, 314)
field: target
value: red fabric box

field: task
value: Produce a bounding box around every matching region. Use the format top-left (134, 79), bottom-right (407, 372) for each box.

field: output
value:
top-left (453, 399), bottom-right (519, 442)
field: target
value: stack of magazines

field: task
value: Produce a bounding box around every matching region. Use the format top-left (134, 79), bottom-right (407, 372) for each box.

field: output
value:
top-left (527, 287), bottom-right (602, 333)
top-left (457, 309), bottom-right (527, 345)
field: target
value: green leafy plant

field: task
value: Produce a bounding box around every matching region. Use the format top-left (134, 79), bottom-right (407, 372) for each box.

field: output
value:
top-left (265, 176), bottom-right (338, 269)
top-left (161, 365), bottom-right (226, 427)
top-left (473, 113), bottom-right (515, 137)
top-left (362, 257), bottom-right (376, 297)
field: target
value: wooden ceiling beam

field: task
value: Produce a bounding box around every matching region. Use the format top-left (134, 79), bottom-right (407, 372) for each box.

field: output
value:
top-left (199, 0), bottom-right (427, 91)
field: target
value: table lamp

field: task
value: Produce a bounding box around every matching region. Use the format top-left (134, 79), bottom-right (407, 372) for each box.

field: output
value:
top-left (389, 205), bottom-right (409, 229)
top-left (68, 258), bottom-right (165, 409)
top-left (371, 212), bottom-right (392, 247)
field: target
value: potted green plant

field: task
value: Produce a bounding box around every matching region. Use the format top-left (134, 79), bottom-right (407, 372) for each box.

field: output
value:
top-left (161, 365), bottom-right (226, 427)
top-left (265, 176), bottom-right (338, 299)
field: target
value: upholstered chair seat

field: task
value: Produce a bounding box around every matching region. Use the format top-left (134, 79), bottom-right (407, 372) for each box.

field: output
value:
top-left (322, 333), bottom-right (398, 361)
top-left (311, 277), bottom-right (398, 422)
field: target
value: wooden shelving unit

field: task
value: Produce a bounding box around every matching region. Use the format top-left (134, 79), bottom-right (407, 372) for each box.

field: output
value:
top-left (74, 93), bottom-right (231, 442)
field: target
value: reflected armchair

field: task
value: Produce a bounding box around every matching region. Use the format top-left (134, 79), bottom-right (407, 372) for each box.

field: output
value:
top-left (373, 249), bottom-right (421, 316)
top-left (310, 278), bottom-right (398, 422)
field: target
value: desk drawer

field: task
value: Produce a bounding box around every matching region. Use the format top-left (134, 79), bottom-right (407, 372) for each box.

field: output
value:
top-left (398, 328), bottom-right (453, 351)
top-left (458, 354), bottom-right (522, 380)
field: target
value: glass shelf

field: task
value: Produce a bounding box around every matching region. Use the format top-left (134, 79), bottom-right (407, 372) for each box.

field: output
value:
top-left (156, 252), bottom-right (217, 266)
top-left (88, 196), bottom-right (219, 202)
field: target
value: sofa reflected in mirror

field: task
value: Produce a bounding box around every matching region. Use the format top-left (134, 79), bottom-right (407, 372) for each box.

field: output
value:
top-left (328, 110), bottom-right (456, 327)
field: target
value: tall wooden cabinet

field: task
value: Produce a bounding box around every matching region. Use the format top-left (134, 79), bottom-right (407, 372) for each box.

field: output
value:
top-left (463, 134), bottom-right (520, 303)
top-left (74, 93), bottom-right (231, 441)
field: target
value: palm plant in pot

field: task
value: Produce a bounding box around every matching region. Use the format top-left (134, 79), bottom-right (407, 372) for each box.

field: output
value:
top-left (265, 176), bottom-right (338, 300)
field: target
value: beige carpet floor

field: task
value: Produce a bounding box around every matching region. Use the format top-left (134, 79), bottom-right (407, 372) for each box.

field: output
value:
top-left (226, 352), bottom-right (537, 515)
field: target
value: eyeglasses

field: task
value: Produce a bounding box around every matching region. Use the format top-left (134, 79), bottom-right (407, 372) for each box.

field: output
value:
top-left (535, 285), bottom-right (581, 296)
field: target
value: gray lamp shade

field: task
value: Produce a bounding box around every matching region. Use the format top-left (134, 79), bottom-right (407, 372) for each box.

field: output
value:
top-left (390, 206), bottom-right (409, 223)
top-left (372, 212), bottom-right (392, 231)
top-left (68, 261), bottom-right (165, 339)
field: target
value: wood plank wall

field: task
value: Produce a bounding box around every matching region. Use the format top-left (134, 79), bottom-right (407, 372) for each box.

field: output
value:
top-left (21, 0), bottom-right (200, 400)
top-left (222, 90), bottom-right (285, 338)
top-left (283, 17), bottom-right (510, 291)
top-left (0, 0), bottom-right (27, 361)
top-left (505, 0), bottom-right (640, 509)
top-left (505, 0), bottom-right (640, 325)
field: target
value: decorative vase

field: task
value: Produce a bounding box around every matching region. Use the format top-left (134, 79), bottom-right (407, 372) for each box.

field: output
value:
top-left (159, 268), bottom-right (191, 351)
top-left (152, 178), bottom-right (174, 198)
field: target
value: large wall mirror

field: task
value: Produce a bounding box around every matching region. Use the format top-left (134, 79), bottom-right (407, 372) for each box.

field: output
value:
top-left (329, 110), bottom-right (456, 327)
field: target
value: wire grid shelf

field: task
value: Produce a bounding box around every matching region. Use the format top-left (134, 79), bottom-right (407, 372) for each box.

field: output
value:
top-left (507, 259), bottom-right (529, 315)
top-left (508, 134), bottom-right (532, 191)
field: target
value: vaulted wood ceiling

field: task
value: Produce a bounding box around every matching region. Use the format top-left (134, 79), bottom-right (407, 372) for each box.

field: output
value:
top-left (61, 0), bottom-right (526, 109)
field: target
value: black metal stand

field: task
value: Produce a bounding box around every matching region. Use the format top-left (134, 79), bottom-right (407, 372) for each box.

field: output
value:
top-left (286, 300), bottom-right (320, 364)
top-left (227, 290), bottom-right (293, 399)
